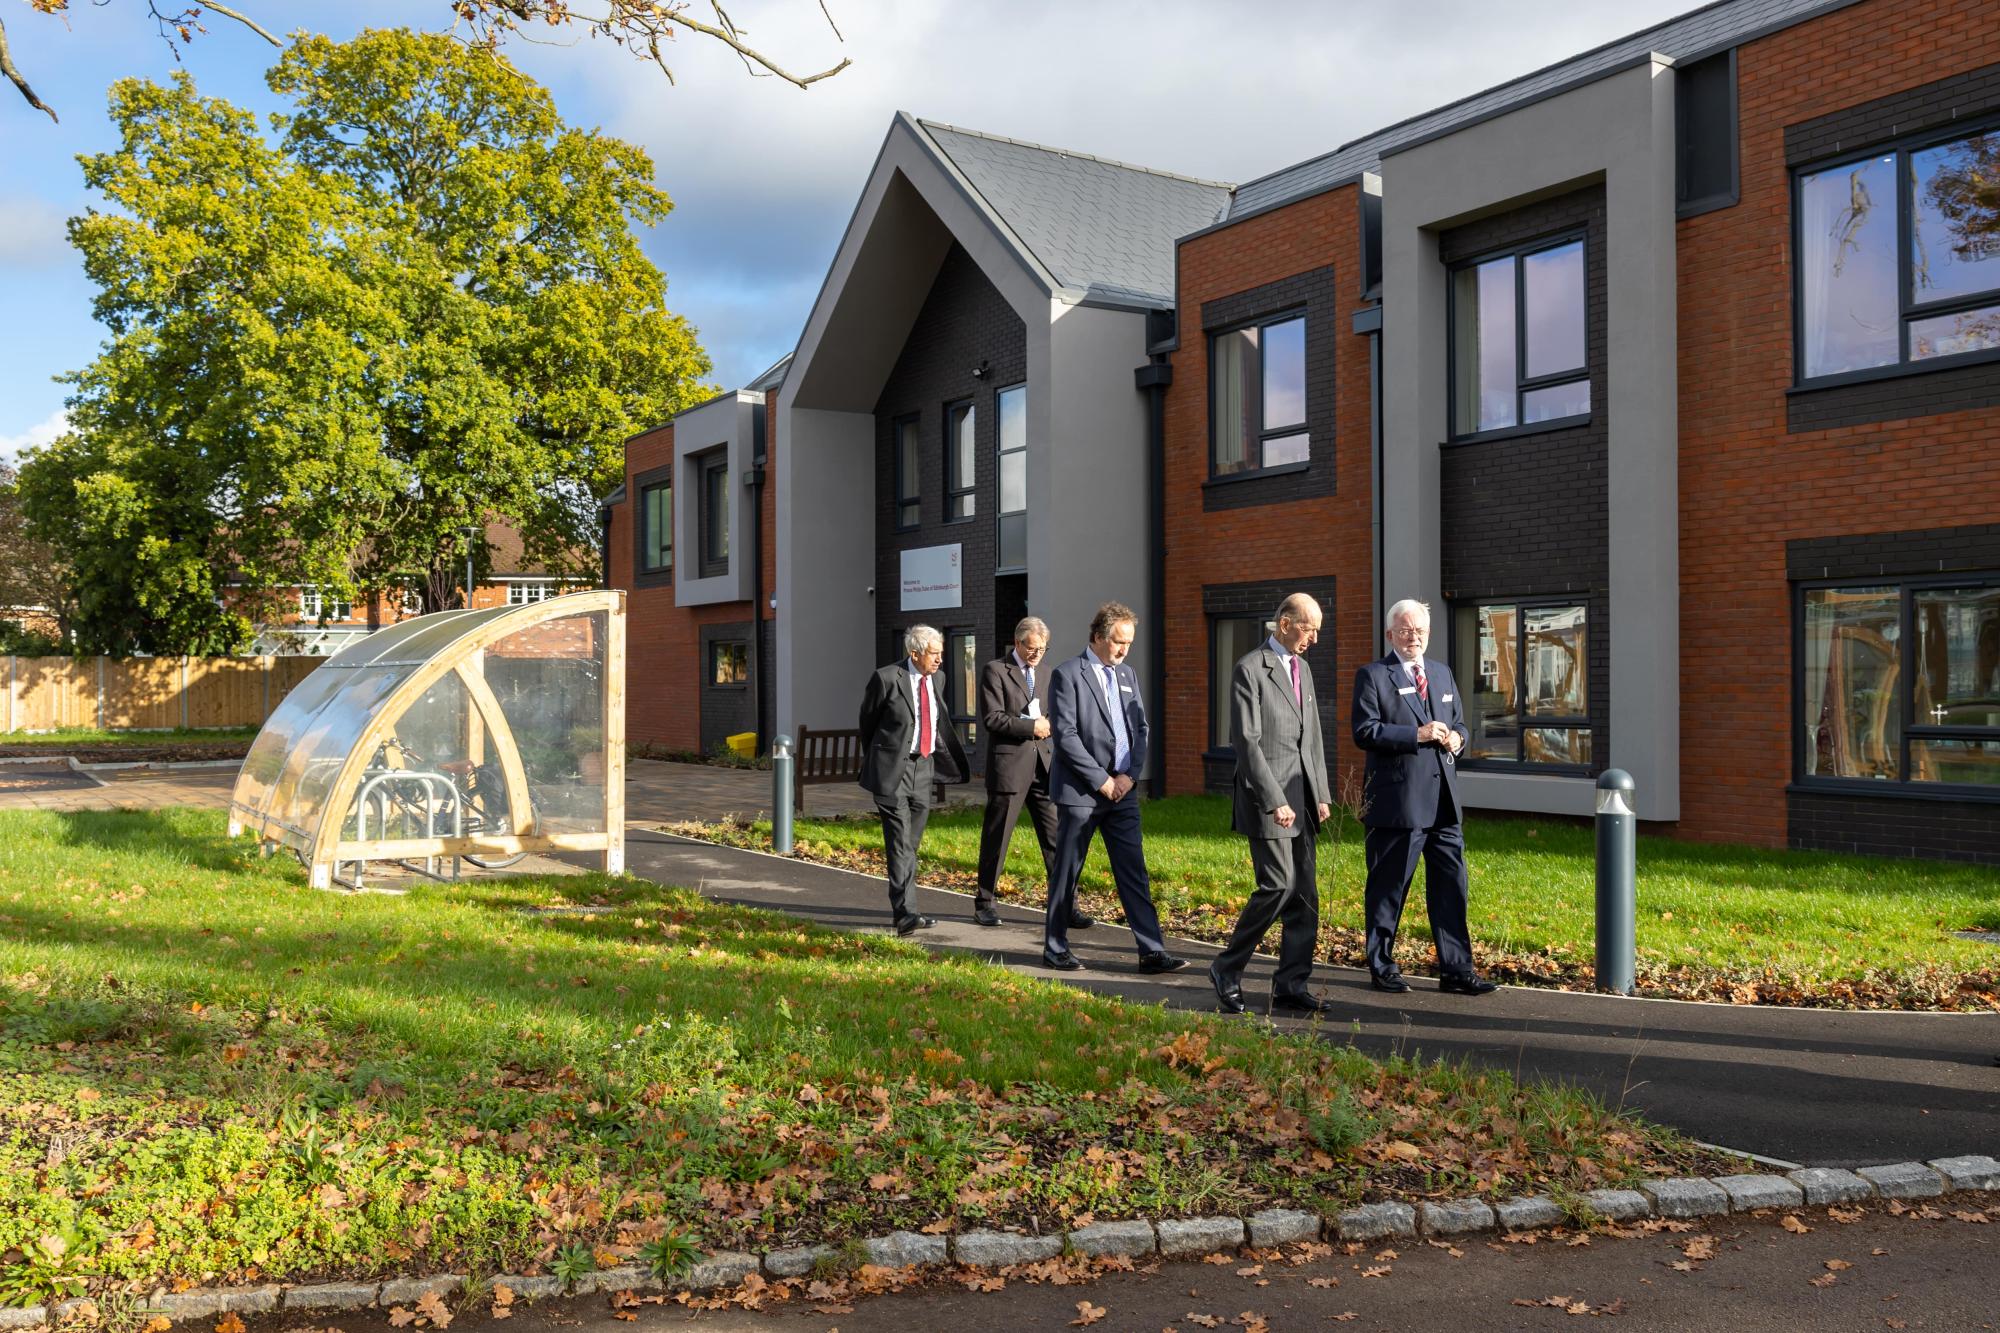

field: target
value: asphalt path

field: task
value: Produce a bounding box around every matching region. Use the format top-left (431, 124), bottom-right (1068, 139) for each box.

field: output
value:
top-left (615, 830), bottom-right (2000, 1167)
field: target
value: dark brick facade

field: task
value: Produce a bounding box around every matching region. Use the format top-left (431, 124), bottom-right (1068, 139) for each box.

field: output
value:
top-left (1785, 523), bottom-right (2000, 582)
top-left (1437, 185), bottom-right (1611, 772)
top-left (697, 619), bottom-right (756, 753)
top-left (872, 243), bottom-right (1028, 672)
top-left (1198, 267), bottom-right (1339, 512)
top-left (1788, 361), bottom-right (2000, 433)
top-left (1198, 577), bottom-right (1339, 792)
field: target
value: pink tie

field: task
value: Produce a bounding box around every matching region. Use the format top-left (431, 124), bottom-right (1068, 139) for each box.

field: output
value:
top-left (918, 676), bottom-right (933, 757)
top-left (1289, 654), bottom-right (1300, 707)
top-left (1414, 662), bottom-right (1429, 703)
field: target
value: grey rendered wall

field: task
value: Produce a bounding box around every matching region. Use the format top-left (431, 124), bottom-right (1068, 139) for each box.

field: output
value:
top-left (674, 393), bottom-right (758, 607)
top-left (1380, 57), bottom-right (1680, 820)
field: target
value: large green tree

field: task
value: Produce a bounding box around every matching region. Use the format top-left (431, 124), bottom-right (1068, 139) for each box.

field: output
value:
top-left (21, 28), bottom-right (711, 654)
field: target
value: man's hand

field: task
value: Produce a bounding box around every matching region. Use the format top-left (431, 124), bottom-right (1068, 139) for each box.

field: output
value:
top-left (1098, 776), bottom-right (1118, 800)
top-left (1273, 803), bottom-right (1296, 828)
top-left (1110, 774), bottom-right (1135, 801)
top-left (1316, 802), bottom-right (1332, 822)
top-left (1445, 729), bottom-right (1464, 756)
top-left (1418, 720), bottom-right (1453, 746)
top-left (1030, 717), bottom-right (1051, 739)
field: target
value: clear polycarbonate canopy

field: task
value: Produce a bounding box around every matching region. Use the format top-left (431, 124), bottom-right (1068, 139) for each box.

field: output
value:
top-left (230, 590), bottom-right (625, 886)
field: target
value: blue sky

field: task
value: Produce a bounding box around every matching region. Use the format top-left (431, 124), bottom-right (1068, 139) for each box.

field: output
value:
top-left (0, 0), bottom-right (1712, 463)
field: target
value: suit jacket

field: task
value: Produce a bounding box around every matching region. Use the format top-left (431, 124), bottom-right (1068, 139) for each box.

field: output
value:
top-left (980, 654), bottom-right (1052, 794)
top-left (1048, 649), bottom-right (1150, 808)
top-left (857, 660), bottom-right (969, 797)
top-left (1350, 653), bottom-right (1464, 830)
top-left (1230, 644), bottom-right (1332, 839)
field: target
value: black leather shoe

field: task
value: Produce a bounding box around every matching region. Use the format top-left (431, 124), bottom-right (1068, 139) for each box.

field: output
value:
top-left (895, 914), bottom-right (936, 937)
top-left (1041, 948), bottom-right (1084, 971)
top-left (1209, 961), bottom-right (1246, 1015)
top-left (1369, 971), bottom-right (1410, 994)
top-left (1067, 911), bottom-right (1096, 930)
top-left (1271, 990), bottom-right (1332, 1014)
top-left (1438, 973), bottom-right (1498, 996)
top-left (974, 905), bottom-right (1000, 927)
top-left (1137, 951), bottom-right (1188, 974)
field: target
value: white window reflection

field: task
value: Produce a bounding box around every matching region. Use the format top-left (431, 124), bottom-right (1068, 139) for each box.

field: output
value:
top-left (1452, 243), bottom-right (1587, 437)
top-left (1799, 156), bottom-right (1899, 378)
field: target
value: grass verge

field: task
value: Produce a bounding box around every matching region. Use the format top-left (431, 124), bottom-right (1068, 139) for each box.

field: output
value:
top-left (0, 729), bottom-right (260, 748)
top-left (0, 808), bottom-right (1717, 1301)
top-left (676, 796), bottom-right (2000, 1011)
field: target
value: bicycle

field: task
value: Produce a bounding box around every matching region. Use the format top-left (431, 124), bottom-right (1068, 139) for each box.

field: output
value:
top-left (363, 738), bottom-right (526, 870)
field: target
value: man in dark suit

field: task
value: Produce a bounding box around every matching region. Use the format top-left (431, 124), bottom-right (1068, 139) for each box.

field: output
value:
top-left (973, 615), bottom-right (1086, 930)
top-left (1042, 601), bottom-right (1185, 975)
top-left (858, 624), bottom-right (968, 936)
top-left (1209, 593), bottom-right (1335, 1016)
top-left (1350, 598), bottom-right (1496, 996)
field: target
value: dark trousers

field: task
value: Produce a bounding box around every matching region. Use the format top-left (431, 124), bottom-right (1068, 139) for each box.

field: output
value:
top-left (1045, 795), bottom-right (1166, 958)
top-left (874, 755), bottom-right (934, 924)
top-left (975, 775), bottom-right (1060, 906)
top-left (1214, 817), bottom-right (1321, 995)
top-left (1362, 819), bottom-right (1474, 978)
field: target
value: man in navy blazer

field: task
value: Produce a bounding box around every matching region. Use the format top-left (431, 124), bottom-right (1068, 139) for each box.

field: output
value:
top-left (1350, 598), bottom-right (1496, 996)
top-left (1041, 601), bottom-right (1185, 975)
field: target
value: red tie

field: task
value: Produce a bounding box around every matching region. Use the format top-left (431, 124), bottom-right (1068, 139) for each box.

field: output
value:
top-left (1414, 662), bottom-right (1429, 703)
top-left (917, 675), bottom-right (933, 757)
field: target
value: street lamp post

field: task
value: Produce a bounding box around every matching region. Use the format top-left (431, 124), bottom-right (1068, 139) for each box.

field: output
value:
top-left (458, 524), bottom-right (482, 609)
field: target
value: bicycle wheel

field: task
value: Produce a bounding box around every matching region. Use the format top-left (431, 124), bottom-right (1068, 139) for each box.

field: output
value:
top-left (463, 765), bottom-right (527, 869)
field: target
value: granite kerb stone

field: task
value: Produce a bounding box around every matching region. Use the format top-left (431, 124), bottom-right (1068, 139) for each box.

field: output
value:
top-left (1246, 1208), bottom-right (1323, 1247)
top-left (1418, 1199), bottom-right (1495, 1236)
top-left (1065, 1219), bottom-right (1158, 1257)
top-left (1333, 1202), bottom-right (1417, 1242)
top-left (685, 1252), bottom-right (759, 1291)
top-left (1857, 1162), bottom-right (1945, 1199)
top-left (1787, 1168), bottom-right (1878, 1207)
top-left (951, 1230), bottom-right (1065, 1266)
top-left (761, 1243), bottom-right (836, 1278)
top-left (491, 1275), bottom-right (565, 1301)
top-left (157, 1285), bottom-right (282, 1318)
top-left (1641, 1178), bottom-right (1731, 1219)
top-left (1579, 1189), bottom-right (1652, 1223)
top-left (860, 1231), bottom-right (950, 1269)
top-left (379, 1275), bottom-right (466, 1306)
top-left (0, 1308), bottom-right (47, 1331)
top-left (280, 1281), bottom-right (382, 1312)
top-left (1927, 1155), bottom-right (2000, 1192)
top-left (1492, 1196), bottom-right (1566, 1231)
top-left (1156, 1216), bottom-right (1247, 1256)
top-left (571, 1265), bottom-right (659, 1296)
top-left (1714, 1175), bottom-right (1806, 1212)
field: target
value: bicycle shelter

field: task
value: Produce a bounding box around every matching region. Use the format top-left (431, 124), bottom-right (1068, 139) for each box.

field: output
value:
top-left (228, 590), bottom-right (625, 889)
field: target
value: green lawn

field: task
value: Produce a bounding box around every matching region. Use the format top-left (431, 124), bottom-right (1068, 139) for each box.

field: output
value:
top-left (685, 796), bottom-right (2000, 1010)
top-left (0, 727), bottom-right (259, 747)
top-left (0, 808), bottom-right (1716, 1302)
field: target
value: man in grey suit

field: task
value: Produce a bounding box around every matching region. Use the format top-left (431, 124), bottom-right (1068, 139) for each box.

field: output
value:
top-left (1209, 593), bottom-right (1335, 1015)
top-left (1042, 601), bottom-right (1184, 975)
top-left (857, 625), bottom-right (969, 936)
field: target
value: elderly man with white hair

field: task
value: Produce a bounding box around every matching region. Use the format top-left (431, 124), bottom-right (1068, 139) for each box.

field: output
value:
top-left (1349, 598), bottom-right (1496, 996)
top-left (858, 624), bottom-right (969, 935)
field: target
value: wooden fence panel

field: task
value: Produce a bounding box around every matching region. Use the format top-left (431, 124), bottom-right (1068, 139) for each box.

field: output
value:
top-left (186, 658), bottom-right (269, 729)
top-left (2, 655), bottom-right (330, 733)
top-left (11, 657), bottom-right (97, 731)
top-left (102, 658), bottom-right (183, 730)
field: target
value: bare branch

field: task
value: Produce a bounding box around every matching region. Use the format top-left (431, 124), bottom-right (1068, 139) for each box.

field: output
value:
top-left (817, 0), bottom-right (843, 43)
top-left (0, 15), bottom-right (60, 122)
top-left (669, 2), bottom-right (848, 88)
top-left (196, 1), bottom-right (282, 47)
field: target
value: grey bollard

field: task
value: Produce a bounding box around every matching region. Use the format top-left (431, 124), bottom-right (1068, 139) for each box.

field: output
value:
top-left (771, 734), bottom-right (795, 856)
top-left (1594, 768), bottom-right (1636, 995)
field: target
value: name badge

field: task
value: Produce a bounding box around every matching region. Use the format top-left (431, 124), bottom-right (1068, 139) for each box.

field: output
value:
top-left (1119, 684), bottom-right (1133, 694)
top-left (1397, 685), bottom-right (1416, 695)
top-left (1442, 693), bottom-right (1454, 703)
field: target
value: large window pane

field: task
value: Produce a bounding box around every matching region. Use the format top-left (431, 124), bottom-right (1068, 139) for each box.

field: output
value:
top-left (1453, 257), bottom-right (1517, 434)
top-left (998, 513), bottom-right (1026, 573)
top-left (1910, 738), bottom-right (2000, 785)
top-left (641, 482), bottom-right (671, 571)
top-left (1212, 328), bottom-right (1254, 475)
top-left (1525, 727), bottom-right (1592, 766)
top-left (1522, 380), bottom-right (1590, 424)
top-left (1909, 132), bottom-right (2000, 305)
top-left (1799, 155), bottom-right (1899, 378)
top-left (1210, 616), bottom-right (1266, 748)
top-left (1261, 317), bottom-right (1306, 429)
top-left (702, 456), bottom-right (730, 566)
top-left (948, 630), bottom-right (978, 745)
top-left (1522, 241), bottom-right (1586, 378)
top-left (946, 402), bottom-right (976, 519)
top-left (1523, 604), bottom-right (1588, 716)
top-left (997, 385), bottom-right (1026, 456)
top-left (1909, 305), bottom-right (2000, 361)
top-left (1454, 602), bottom-right (1519, 762)
top-left (1802, 586), bottom-right (1901, 779)
top-left (896, 417), bottom-right (920, 528)
top-left (1914, 585), bottom-right (2000, 727)
top-left (998, 449), bottom-right (1026, 514)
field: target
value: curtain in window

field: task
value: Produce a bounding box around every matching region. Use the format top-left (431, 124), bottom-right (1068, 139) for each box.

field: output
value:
top-left (1212, 332), bottom-right (1248, 474)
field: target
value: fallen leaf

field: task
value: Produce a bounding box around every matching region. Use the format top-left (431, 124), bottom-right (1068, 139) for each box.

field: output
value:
top-left (1373, 1249), bottom-right (1399, 1261)
top-left (1202, 1254), bottom-right (1234, 1266)
top-left (1871, 1247), bottom-right (1890, 1256)
top-left (812, 1305), bottom-right (854, 1316)
top-left (1951, 1210), bottom-right (1989, 1224)
top-left (215, 1316), bottom-right (246, 1333)
top-left (1825, 1259), bottom-right (1852, 1271)
top-left (1185, 1317), bottom-right (1221, 1329)
top-left (386, 1309), bottom-right (418, 1329)
top-left (1235, 1265), bottom-right (1263, 1278)
top-left (1330, 1315), bottom-right (1360, 1323)
top-left (1829, 1206), bottom-right (1865, 1223)
top-left (416, 1291), bottom-right (452, 1329)
top-left (1359, 1266), bottom-right (1391, 1278)
top-left (1809, 1273), bottom-right (1838, 1288)
top-left (1071, 1301), bottom-right (1107, 1327)
top-left (1781, 1215), bottom-right (1811, 1234)
top-left (1306, 1276), bottom-right (1340, 1289)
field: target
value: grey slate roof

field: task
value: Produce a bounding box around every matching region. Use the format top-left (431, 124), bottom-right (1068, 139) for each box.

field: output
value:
top-left (1228, 0), bottom-right (1859, 220)
top-left (914, 119), bottom-right (1234, 309)
top-left (746, 353), bottom-right (791, 392)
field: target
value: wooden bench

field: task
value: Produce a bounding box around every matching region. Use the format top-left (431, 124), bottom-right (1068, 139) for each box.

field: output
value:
top-left (793, 725), bottom-right (952, 812)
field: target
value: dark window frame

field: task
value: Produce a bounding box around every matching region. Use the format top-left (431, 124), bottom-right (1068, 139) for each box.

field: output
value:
top-left (943, 399), bottom-right (976, 524)
top-left (707, 638), bottom-right (750, 689)
top-left (638, 478), bottom-right (673, 575)
top-left (1206, 613), bottom-right (1268, 752)
top-left (1446, 229), bottom-right (1592, 444)
top-left (892, 412), bottom-right (921, 532)
top-left (994, 382), bottom-right (1027, 574)
top-left (1792, 117), bottom-right (2000, 389)
top-left (697, 449), bottom-right (730, 579)
top-left (1791, 571), bottom-right (2000, 801)
top-left (1206, 309), bottom-right (1310, 479)
top-left (944, 625), bottom-right (978, 747)
top-left (1448, 596), bottom-right (1594, 775)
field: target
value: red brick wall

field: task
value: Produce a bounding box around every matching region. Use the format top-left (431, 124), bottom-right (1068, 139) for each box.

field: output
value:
top-left (1162, 185), bottom-right (1377, 796)
top-left (1674, 0), bottom-right (2000, 846)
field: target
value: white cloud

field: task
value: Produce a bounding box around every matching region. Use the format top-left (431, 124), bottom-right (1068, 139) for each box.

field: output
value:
top-left (0, 409), bottom-right (70, 468)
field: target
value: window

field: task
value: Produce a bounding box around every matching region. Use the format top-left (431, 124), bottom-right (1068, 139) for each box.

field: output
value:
top-left (698, 451), bottom-right (730, 578)
top-left (944, 400), bottom-right (976, 521)
top-left (1799, 579), bottom-right (2000, 790)
top-left (1211, 314), bottom-right (1309, 476)
top-left (945, 628), bottom-right (977, 746)
top-left (639, 479), bottom-right (672, 573)
top-left (299, 587), bottom-right (353, 622)
top-left (1450, 237), bottom-right (1589, 438)
top-left (1209, 615), bottom-right (1270, 748)
top-left (709, 639), bottom-right (749, 686)
top-left (1797, 126), bottom-right (2000, 381)
top-left (893, 414), bottom-right (920, 530)
top-left (996, 385), bottom-right (1027, 572)
top-left (507, 580), bottom-right (557, 605)
top-left (1452, 601), bottom-right (1591, 768)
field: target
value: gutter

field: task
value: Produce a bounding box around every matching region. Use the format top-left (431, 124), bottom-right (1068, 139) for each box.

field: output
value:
top-left (1134, 355), bottom-right (1172, 799)
top-left (749, 401), bottom-right (769, 756)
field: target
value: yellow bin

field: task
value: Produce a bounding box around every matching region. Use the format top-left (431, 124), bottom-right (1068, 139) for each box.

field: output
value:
top-left (724, 731), bottom-right (757, 759)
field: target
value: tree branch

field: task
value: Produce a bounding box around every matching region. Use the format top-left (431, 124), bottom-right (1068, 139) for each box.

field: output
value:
top-left (671, 2), bottom-right (848, 89)
top-left (0, 15), bottom-right (59, 122)
top-left (196, 1), bottom-right (283, 47)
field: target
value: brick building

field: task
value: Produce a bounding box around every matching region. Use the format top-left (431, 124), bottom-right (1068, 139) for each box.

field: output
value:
top-left (619, 0), bottom-right (1999, 863)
